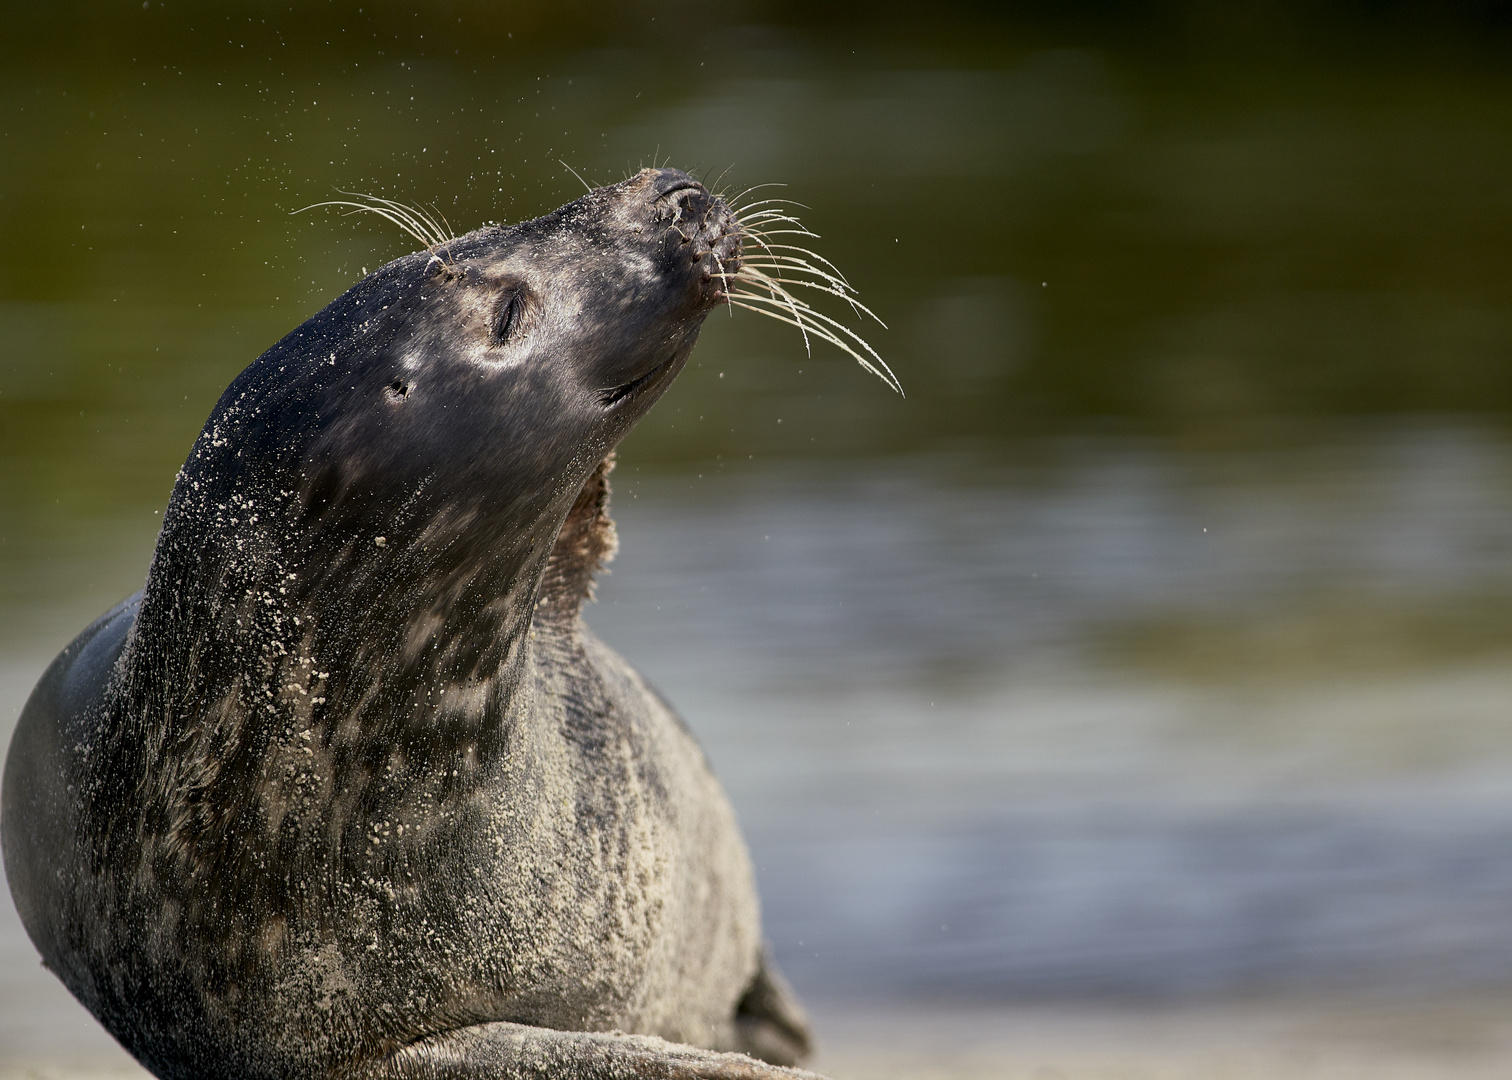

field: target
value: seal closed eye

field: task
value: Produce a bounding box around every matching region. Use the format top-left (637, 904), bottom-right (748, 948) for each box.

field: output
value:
top-left (490, 286), bottom-right (527, 344)
top-left (0, 167), bottom-right (860, 1080)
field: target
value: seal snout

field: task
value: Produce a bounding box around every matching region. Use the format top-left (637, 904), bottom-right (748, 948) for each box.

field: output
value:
top-left (643, 168), bottom-right (743, 308)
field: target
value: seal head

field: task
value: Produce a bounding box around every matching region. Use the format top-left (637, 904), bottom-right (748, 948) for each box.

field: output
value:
top-left (138, 165), bottom-right (743, 764)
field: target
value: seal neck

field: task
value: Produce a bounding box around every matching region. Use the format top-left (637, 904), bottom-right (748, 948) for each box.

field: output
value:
top-left (87, 459), bottom-right (620, 964)
top-left (108, 452), bottom-right (616, 821)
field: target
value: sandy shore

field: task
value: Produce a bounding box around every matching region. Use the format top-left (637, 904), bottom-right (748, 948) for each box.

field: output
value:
top-left (811, 995), bottom-right (1512, 1080)
top-left (6, 989), bottom-right (1512, 1080)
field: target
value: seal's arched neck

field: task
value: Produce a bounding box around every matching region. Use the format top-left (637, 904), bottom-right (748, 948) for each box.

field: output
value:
top-left (115, 448), bottom-right (613, 760)
top-left (89, 448), bottom-right (615, 941)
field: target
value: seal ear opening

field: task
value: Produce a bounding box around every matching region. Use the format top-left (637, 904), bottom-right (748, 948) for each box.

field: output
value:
top-left (299, 463), bottom-right (342, 525)
top-left (536, 455), bottom-right (619, 624)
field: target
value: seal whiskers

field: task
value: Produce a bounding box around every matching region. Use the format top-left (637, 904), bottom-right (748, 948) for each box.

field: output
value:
top-left (719, 196), bottom-right (900, 393)
top-left (293, 189), bottom-right (456, 253)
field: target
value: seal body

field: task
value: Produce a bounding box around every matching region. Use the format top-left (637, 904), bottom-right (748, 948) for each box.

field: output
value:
top-left (2, 169), bottom-right (812, 1080)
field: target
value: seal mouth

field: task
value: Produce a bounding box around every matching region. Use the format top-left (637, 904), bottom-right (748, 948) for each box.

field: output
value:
top-left (600, 351), bottom-right (678, 410)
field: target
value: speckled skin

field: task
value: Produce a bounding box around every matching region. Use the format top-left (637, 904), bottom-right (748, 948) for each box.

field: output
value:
top-left (2, 169), bottom-right (815, 1080)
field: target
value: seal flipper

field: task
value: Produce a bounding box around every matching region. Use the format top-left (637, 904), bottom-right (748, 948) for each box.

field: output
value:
top-left (733, 949), bottom-right (813, 1068)
top-left (3, 593), bottom-right (139, 982)
top-left (360, 1022), bottom-right (822, 1080)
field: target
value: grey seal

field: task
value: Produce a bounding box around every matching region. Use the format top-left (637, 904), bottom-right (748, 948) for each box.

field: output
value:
top-left (2, 168), bottom-right (842, 1080)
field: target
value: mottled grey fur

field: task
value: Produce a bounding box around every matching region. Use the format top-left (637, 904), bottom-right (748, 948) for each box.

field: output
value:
top-left (2, 169), bottom-right (817, 1080)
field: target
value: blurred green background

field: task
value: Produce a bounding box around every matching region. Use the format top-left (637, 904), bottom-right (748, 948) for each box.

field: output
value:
top-left (13, 6), bottom-right (1512, 1054)
top-left (10, 0), bottom-right (1512, 646)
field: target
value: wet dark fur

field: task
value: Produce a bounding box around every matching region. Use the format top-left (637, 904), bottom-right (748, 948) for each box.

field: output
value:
top-left (3, 170), bottom-right (815, 1080)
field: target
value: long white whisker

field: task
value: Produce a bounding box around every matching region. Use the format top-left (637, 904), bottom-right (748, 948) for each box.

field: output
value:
top-left (736, 255), bottom-right (854, 292)
top-left (736, 271), bottom-right (886, 327)
top-left (735, 231), bottom-right (803, 311)
top-left (741, 226), bottom-right (823, 240)
top-left (399, 204), bottom-right (446, 247)
top-left (559, 159), bottom-right (593, 194)
top-left (737, 260), bottom-right (859, 302)
top-left (740, 207), bottom-right (809, 223)
top-left (738, 266), bottom-right (812, 354)
top-left (293, 199), bottom-right (437, 252)
top-left (728, 299), bottom-right (832, 354)
top-left (728, 181), bottom-right (789, 208)
top-left (746, 281), bottom-right (810, 353)
top-left (744, 243), bottom-right (855, 288)
top-left (740, 210), bottom-right (810, 227)
top-left (736, 198), bottom-right (811, 213)
top-left (710, 164), bottom-right (736, 197)
top-left (738, 263), bottom-right (853, 297)
top-left (730, 288), bottom-right (899, 391)
top-left (331, 189), bottom-right (448, 248)
top-left (418, 202), bottom-right (456, 244)
top-left (371, 195), bottom-right (447, 249)
top-left (408, 203), bottom-right (446, 246)
top-left (728, 296), bottom-right (900, 393)
top-left (353, 202), bottom-right (437, 249)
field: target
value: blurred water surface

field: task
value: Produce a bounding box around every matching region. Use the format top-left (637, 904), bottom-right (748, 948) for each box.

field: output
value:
top-left (593, 430), bottom-right (1512, 998)
top-left (7, 1), bottom-right (1512, 1069)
